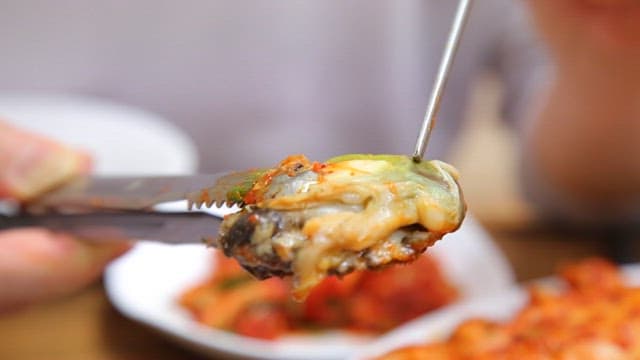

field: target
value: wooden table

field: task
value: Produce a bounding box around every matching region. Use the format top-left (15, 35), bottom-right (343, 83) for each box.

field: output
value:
top-left (0, 283), bottom-right (209, 360)
top-left (0, 76), bottom-right (626, 359)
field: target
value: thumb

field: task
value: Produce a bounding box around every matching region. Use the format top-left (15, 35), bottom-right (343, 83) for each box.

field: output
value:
top-left (0, 120), bottom-right (89, 201)
top-left (0, 228), bottom-right (130, 312)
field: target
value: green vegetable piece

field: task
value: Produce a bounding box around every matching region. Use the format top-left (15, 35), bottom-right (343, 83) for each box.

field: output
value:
top-left (224, 170), bottom-right (267, 203)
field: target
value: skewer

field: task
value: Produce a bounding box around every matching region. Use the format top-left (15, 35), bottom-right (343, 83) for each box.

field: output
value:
top-left (413, 0), bottom-right (474, 162)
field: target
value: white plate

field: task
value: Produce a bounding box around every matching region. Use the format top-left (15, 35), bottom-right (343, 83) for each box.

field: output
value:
top-left (351, 264), bottom-right (640, 360)
top-left (0, 92), bottom-right (197, 175)
top-left (104, 215), bottom-right (515, 360)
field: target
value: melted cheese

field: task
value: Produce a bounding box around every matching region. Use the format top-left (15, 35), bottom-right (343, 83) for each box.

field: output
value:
top-left (255, 155), bottom-right (465, 300)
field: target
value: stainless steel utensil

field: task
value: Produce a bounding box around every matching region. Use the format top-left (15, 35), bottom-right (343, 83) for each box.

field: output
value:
top-left (413, 0), bottom-right (474, 162)
top-left (0, 173), bottom-right (238, 244)
top-left (27, 174), bottom-right (225, 210)
top-left (0, 210), bottom-right (222, 245)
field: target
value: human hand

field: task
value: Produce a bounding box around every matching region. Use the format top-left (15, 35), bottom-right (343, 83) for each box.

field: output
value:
top-left (0, 228), bottom-right (129, 312)
top-left (0, 121), bottom-right (91, 200)
top-left (0, 121), bottom-right (130, 312)
top-left (526, 0), bottom-right (640, 64)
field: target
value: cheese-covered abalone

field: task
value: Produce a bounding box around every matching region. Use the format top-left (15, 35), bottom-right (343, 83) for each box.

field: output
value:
top-left (211, 154), bottom-right (466, 300)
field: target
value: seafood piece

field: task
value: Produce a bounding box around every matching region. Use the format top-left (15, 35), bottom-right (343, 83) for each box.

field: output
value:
top-left (208, 154), bottom-right (466, 300)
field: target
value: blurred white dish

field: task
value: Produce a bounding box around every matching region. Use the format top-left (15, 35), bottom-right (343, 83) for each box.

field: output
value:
top-left (351, 264), bottom-right (640, 360)
top-left (0, 92), bottom-right (197, 175)
top-left (104, 215), bottom-right (514, 360)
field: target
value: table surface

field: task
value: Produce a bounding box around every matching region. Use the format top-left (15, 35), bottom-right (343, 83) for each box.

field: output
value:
top-left (0, 77), bottom-right (627, 359)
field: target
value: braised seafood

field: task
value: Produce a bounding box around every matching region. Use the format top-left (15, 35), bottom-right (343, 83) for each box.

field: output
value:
top-left (205, 154), bottom-right (466, 300)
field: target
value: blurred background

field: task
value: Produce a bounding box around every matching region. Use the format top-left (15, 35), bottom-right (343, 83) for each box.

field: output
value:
top-left (0, 0), bottom-right (537, 171)
top-left (0, 0), bottom-right (632, 359)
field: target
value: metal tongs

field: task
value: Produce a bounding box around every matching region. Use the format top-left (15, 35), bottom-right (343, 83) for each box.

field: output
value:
top-left (0, 174), bottom-right (237, 244)
top-left (413, 0), bottom-right (473, 162)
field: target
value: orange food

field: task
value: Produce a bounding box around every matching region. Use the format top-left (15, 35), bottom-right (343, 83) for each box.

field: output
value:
top-left (379, 258), bottom-right (640, 359)
top-left (179, 252), bottom-right (457, 339)
top-left (213, 154), bottom-right (465, 301)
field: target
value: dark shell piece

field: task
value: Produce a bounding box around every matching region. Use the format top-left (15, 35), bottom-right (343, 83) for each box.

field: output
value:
top-left (218, 207), bottom-right (436, 282)
top-left (218, 208), bottom-right (299, 279)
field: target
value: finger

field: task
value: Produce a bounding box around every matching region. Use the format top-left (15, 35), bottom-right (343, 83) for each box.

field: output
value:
top-left (0, 228), bottom-right (130, 312)
top-left (0, 120), bottom-right (89, 201)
